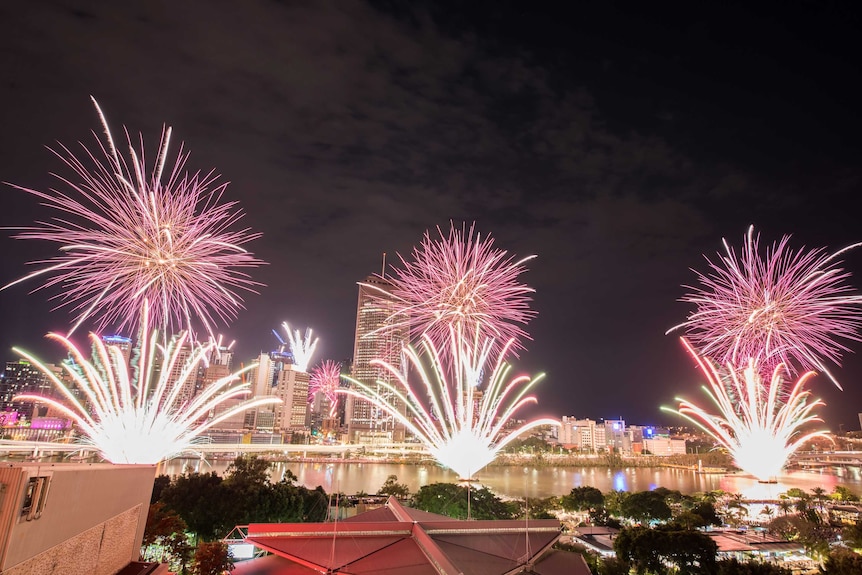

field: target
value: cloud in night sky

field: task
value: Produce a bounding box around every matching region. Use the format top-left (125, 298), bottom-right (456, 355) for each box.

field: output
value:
top-left (1, 0), bottom-right (861, 427)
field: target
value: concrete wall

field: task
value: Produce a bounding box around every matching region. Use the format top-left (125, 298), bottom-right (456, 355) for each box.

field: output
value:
top-left (0, 462), bottom-right (156, 574)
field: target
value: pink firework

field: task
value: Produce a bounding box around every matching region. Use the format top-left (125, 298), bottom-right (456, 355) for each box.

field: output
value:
top-left (669, 225), bottom-right (862, 388)
top-left (309, 360), bottom-right (343, 418)
top-left (1, 98), bottom-right (263, 338)
top-left (366, 223), bottom-right (536, 354)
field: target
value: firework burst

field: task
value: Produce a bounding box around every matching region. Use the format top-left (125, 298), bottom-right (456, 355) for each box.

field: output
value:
top-left (668, 225), bottom-right (862, 387)
top-left (12, 302), bottom-right (280, 464)
top-left (309, 360), bottom-right (343, 418)
top-left (339, 328), bottom-right (558, 479)
top-left (364, 223), bottom-right (536, 355)
top-left (273, 322), bottom-right (318, 372)
top-left (1, 98), bottom-right (263, 338)
top-left (663, 338), bottom-right (830, 482)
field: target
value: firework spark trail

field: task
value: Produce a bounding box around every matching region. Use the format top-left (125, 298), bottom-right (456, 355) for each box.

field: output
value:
top-left (309, 360), bottom-right (343, 418)
top-left (663, 338), bottom-right (830, 482)
top-left (363, 223), bottom-right (536, 355)
top-left (338, 328), bottom-right (558, 479)
top-left (1, 98), bottom-right (263, 338)
top-left (668, 225), bottom-right (862, 388)
top-left (12, 302), bottom-right (281, 464)
top-left (274, 322), bottom-right (318, 372)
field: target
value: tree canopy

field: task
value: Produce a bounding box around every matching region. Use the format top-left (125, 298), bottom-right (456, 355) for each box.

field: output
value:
top-left (411, 483), bottom-right (518, 520)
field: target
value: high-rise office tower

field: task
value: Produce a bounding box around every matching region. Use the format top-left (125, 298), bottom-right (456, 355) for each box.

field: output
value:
top-left (273, 365), bottom-right (310, 433)
top-left (345, 275), bottom-right (408, 443)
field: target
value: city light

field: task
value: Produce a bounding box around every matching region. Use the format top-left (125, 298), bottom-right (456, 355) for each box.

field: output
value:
top-left (309, 360), bottom-right (342, 418)
top-left (669, 225), bottom-right (862, 388)
top-left (1, 98), bottom-right (263, 339)
top-left (363, 222), bottom-right (536, 355)
top-left (12, 302), bottom-right (281, 464)
top-left (339, 328), bottom-right (558, 480)
top-left (664, 338), bottom-right (830, 482)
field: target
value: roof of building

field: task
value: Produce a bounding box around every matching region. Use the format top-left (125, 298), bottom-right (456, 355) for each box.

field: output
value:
top-left (235, 496), bottom-right (590, 575)
top-left (706, 530), bottom-right (805, 554)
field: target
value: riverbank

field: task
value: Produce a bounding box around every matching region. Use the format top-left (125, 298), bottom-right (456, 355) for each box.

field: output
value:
top-left (159, 458), bottom-right (855, 500)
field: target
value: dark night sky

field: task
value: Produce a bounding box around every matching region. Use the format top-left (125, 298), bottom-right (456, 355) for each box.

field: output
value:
top-left (1, 1), bottom-right (861, 429)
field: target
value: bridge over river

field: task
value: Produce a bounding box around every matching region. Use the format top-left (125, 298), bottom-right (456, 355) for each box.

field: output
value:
top-left (789, 451), bottom-right (862, 469)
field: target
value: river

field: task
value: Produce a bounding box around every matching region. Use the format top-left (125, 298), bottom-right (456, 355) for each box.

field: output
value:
top-left (161, 459), bottom-right (862, 500)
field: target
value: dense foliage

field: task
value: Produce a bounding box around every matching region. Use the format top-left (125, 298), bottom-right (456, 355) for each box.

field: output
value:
top-left (613, 525), bottom-right (717, 575)
top-left (411, 482), bottom-right (518, 519)
top-left (155, 456), bottom-right (328, 541)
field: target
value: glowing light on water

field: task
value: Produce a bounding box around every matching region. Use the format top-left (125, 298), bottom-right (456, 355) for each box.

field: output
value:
top-left (364, 223), bottom-right (536, 355)
top-left (664, 339), bottom-right (830, 482)
top-left (668, 225), bottom-right (862, 387)
top-left (274, 323), bottom-right (318, 372)
top-left (12, 303), bottom-right (280, 464)
top-left (309, 360), bottom-right (342, 418)
top-left (1, 98), bottom-right (263, 338)
top-left (339, 329), bottom-right (558, 480)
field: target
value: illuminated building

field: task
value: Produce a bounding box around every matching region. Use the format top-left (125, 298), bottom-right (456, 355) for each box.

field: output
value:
top-left (344, 275), bottom-right (408, 443)
top-left (1, 360), bottom-right (56, 419)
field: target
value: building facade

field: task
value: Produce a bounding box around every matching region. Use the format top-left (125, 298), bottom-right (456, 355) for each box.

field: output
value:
top-left (345, 275), bottom-right (408, 443)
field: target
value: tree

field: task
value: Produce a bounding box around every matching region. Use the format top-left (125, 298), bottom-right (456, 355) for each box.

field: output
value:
top-left (811, 487), bottom-right (828, 514)
top-left (614, 525), bottom-right (717, 575)
top-left (619, 490), bottom-right (672, 524)
top-left (152, 474), bottom-right (172, 503)
top-left (378, 475), bottom-right (410, 499)
top-left (160, 472), bottom-right (228, 542)
top-left (223, 455), bottom-right (271, 487)
top-left (831, 486), bottom-right (859, 502)
top-left (690, 501), bottom-right (722, 526)
top-left (603, 490), bottom-right (629, 518)
top-left (521, 496), bottom-right (558, 520)
top-left (778, 499), bottom-right (793, 516)
top-left (841, 521), bottom-right (862, 550)
top-left (412, 483), bottom-right (517, 520)
top-left (142, 502), bottom-right (192, 568)
top-left (768, 514), bottom-right (834, 561)
top-left (192, 541), bottom-right (234, 575)
top-left (821, 547), bottom-right (862, 574)
top-left (562, 486), bottom-right (604, 512)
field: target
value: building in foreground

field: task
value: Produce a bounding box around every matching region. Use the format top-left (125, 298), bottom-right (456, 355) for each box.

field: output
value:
top-left (234, 496), bottom-right (590, 575)
top-left (0, 462), bottom-right (157, 575)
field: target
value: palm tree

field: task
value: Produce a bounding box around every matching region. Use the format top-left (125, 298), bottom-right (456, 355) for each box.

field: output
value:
top-left (778, 499), bottom-right (793, 516)
top-left (761, 505), bottom-right (775, 523)
top-left (811, 487), bottom-right (827, 514)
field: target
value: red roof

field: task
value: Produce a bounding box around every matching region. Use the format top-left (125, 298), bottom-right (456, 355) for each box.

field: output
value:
top-left (236, 497), bottom-right (586, 575)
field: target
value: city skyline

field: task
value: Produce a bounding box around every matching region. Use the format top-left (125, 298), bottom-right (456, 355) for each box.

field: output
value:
top-left (1, 2), bottom-right (862, 428)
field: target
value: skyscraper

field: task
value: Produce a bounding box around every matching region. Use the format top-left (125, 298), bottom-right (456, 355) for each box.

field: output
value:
top-left (345, 275), bottom-right (408, 443)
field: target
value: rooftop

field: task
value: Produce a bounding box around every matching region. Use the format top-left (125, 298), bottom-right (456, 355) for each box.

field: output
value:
top-left (235, 496), bottom-right (591, 575)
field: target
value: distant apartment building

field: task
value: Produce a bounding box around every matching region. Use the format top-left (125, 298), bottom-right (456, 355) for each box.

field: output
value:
top-left (559, 417), bottom-right (600, 451)
top-left (603, 419), bottom-right (626, 452)
top-left (643, 437), bottom-right (687, 456)
top-left (558, 417), bottom-right (678, 455)
top-left (1, 360), bottom-right (57, 420)
top-left (344, 275), bottom-right (408, 443)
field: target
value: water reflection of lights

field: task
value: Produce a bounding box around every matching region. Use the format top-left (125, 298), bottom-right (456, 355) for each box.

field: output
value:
top-left (720, 470), bottom-right (839, 500)
top-left (161, 460), bottom-right (861, 500)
